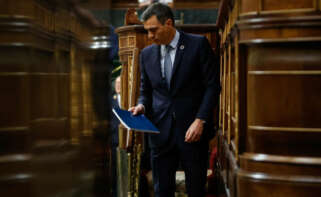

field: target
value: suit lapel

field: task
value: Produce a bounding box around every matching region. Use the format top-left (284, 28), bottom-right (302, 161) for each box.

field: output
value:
top-left (150, 45), bottom-right (162, 82)
top-left (147, 45), bottom-right (169, 93)
top-left (171, 32), bottom-right (185, 79)
top-left (170, 32), bottom-right (185, 92)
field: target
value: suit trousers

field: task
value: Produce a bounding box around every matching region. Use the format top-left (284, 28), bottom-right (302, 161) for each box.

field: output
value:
top-left (150, 121), bottom-right (209, 197)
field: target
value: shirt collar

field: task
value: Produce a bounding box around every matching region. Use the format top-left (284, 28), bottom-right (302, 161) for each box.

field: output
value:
top-left (169, 30), bottom-right (180, 49)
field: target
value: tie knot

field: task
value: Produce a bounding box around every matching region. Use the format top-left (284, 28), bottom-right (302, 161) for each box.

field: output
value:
top-left (166, 45), bottom-right (173, 52)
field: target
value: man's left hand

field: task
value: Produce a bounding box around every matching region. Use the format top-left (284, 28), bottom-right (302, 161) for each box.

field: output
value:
top-left (185, 118), bottom-right (204, 143)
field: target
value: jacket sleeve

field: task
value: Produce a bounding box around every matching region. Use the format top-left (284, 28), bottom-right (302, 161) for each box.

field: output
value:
top-left (196, 36), bottom-right (221, 121)
top-left (137, 51), bottom-right (152, 114)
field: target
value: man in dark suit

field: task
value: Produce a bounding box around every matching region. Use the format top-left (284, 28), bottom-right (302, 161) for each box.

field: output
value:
top-left (129, 3), bottom-right (220, 197)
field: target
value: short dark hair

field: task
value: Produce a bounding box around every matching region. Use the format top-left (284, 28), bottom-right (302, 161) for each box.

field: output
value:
top-left (141, 3), bottom-right (175, 25)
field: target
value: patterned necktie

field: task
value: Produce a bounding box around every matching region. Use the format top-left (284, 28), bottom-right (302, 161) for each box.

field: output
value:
top-left (164, 45), bottom-right (173, 88)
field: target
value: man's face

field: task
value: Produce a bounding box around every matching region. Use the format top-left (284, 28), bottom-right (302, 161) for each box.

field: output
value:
top-left (143, 15), bottom-right (173, 45)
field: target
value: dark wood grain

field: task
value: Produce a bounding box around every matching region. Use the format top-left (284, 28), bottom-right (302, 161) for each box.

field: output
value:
top-left (217, 0), bottom-right (321, 196)
top-left (0, 1), bottom-right (111, 196)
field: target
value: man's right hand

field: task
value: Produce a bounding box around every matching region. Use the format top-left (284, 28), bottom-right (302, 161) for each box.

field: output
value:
top-left (128, 104), bottom-right (145, 115)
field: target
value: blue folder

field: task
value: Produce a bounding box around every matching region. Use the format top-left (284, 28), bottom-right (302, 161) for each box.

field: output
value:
top-left (112, 108), bottom-right (159, 134)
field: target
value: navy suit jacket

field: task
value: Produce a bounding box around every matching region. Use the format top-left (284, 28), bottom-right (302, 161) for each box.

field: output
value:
top-left (138, 31), bottom-right (220, 149)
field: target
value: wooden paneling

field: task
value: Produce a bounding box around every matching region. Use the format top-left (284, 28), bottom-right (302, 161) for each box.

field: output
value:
top-left (239, 27), bottom-right (321, 43)
top-left (247, 74), bottom-right (321, 127)
top-left (0, 0), bottom-right (111, 196)
top-left (246, 128), bottom-right (321, 156)
top-left (240, 0), bottom-right (258, 14)
top-left (240, 0), bottom-right (318, 15)
top-left (240, 153), bottom-right (321, 176)
top-left (218, 0), bottom-right (321, 196)
top-left (238, 171), bottom-right (321, 197)
top-left (0, 74), bottom-right (29, 127)
top-left (261, 0), bottom-right (315, 11)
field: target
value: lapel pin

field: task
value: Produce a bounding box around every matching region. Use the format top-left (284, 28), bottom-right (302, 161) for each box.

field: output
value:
top-left (180, 45), bottom-right (185, 50)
